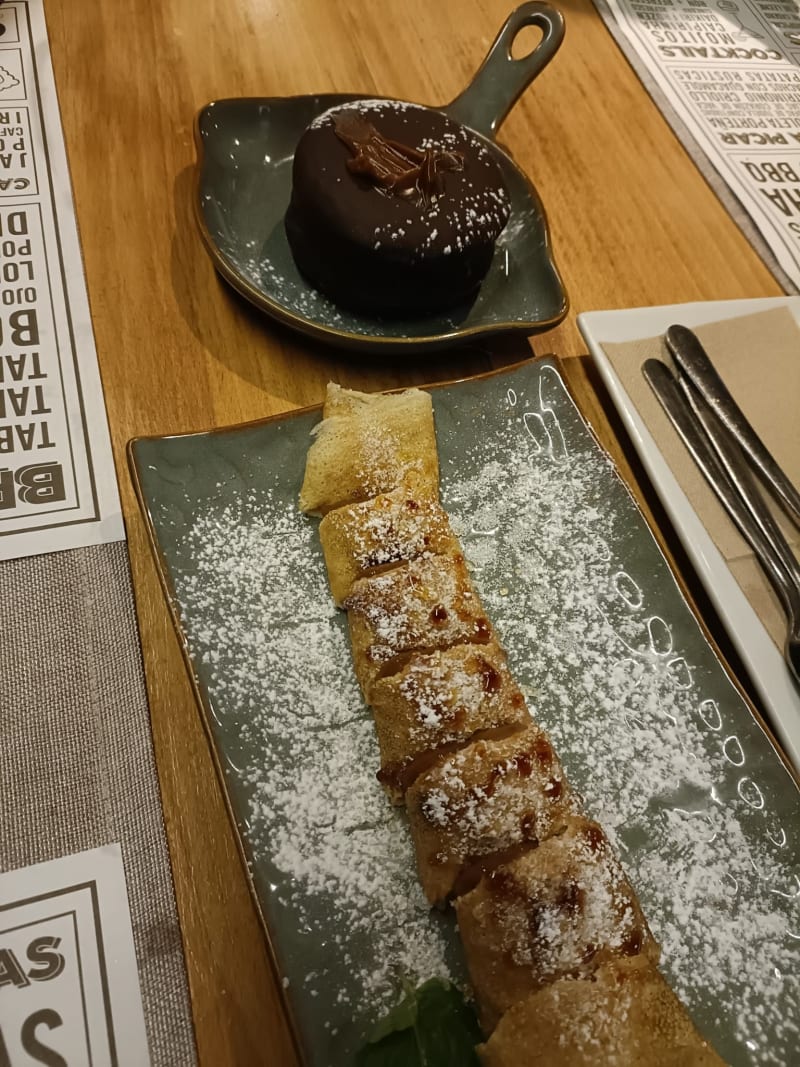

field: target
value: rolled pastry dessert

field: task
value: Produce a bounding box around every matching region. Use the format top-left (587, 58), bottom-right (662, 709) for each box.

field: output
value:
top-left (299, 385), bottom-right (438, 515)
top-left (405, 725), bottom-right (580, 905)
top-left (455, 813), bottom-right (659, 1030)
top-left (345, 552), bottom-right (492, 698)
top-left (299, 382), bottom-right (724, 1066)
top-left (370, 640), bottom-right (530, 803)
top-left (478, 956), bottom-right (726, 1066)
top-left (319, 486), bottom-right (459, 606)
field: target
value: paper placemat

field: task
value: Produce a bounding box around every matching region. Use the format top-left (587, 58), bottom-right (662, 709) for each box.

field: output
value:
top-left (600, 304), bottom-right (800, 652)
top-left (0, 845), bottom-right (151, 1065)
top-left (592, 0), bottom-right (799, 295)
top-left (0, 0), bottom-right (125, 562)
top-left (1, 540), bottom-right (197, 1065)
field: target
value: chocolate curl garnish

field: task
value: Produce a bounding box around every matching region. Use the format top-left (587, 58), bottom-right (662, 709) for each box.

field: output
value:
top-left (333, 112), bottom-right (463, 206)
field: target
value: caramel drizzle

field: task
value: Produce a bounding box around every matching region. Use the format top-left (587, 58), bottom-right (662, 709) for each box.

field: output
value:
top-left (333, 112), bottom-right (463, 206)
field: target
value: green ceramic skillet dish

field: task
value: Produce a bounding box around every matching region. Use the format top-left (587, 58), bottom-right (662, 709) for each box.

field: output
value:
top-left (193, 2), bottom-right (569, 353)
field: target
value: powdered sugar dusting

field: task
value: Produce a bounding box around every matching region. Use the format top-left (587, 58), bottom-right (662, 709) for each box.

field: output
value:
top-left (231, 237), bottom-right (466, 336)
top-left (309, 97), bottom-right (421, 129)
top-left (397, 644), bottom-right (520, 741)
top-left (345, 553), bottom-right (488, 667)
top-left (166, 491), bottom-right (458, 1034)
top-left (441, 370), bottom-right (799, 1066)
top-left (150, 361), bottom-right (798, 1065)
top-left (459, 814), bottom-right (656, 1000)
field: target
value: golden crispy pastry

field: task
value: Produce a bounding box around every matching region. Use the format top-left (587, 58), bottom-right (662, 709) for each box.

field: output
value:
top-left (299, 382), bottom-right (724, 1067)
top-left (321, 381), bottom-right (409, 418)
top-left (370, 640), bottom-right (531, 803)
top-left (322, 382), bottom-right (372, 418)
top-left (406, 725), bottom-right (580, 905)
top-left (478, 956), bottom-right (725, 1066)
top-left (344, 552), bottom-right (492, 699)
top-left (299, 385), bottom-right (438, 515)
top-left (319, 486), bottom-right (460, 606)
top-left (456, 814), bottom-right (659, 1030)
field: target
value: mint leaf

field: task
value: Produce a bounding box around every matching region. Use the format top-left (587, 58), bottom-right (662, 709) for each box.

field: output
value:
top-left (366, 981), bottom-right (419, 1044)
top-left (415, 981), bottom-right (483, 1064)
top-left (355, 1026), bottom-right (420, 1067)
top-left (355, 980), bottom-right (482, 1067)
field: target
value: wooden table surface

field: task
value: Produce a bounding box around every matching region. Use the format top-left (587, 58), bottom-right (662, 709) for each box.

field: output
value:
top-left (44, 0), bottom-right (784, 1063)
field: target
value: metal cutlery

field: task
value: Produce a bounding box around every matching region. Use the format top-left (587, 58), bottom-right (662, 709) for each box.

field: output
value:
top-left (665, 323), bottom-right (800, 530)
top-left (643, 347), bottom-right (800, 688)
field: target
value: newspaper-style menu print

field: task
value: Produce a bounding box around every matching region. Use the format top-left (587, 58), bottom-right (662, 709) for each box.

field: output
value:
top-left (0, 1), bottom-right (123, 561)
top-left (0, 845), bottom-right (151, 1066)
top-left (603, 0), bottom-right (800, 291)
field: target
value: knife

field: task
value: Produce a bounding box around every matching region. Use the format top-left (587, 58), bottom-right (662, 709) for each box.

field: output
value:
top-left (643, 357), bottom-right (800, 686)
top-left (665, 323), bottom-right (800, 530)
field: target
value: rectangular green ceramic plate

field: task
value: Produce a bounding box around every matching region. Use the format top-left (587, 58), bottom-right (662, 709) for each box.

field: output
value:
top-left (129, 357), bottom-right (799, 1067)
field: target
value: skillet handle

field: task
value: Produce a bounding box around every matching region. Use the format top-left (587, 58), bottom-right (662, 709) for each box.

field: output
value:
top-left (445, 2), bottom-right (565, 139)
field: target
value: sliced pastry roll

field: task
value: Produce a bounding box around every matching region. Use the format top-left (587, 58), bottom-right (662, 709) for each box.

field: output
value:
top-left (370, 640), bottom-right (531, 803)
top-left (319, 486), bottom-right (460, 606)
top-left (322, 382), bottom-right (374, 418)
top-left (299, 384), bottom-right (438, 515)
top-left (406, 724), bottom-right (580, 905)
top-left (455, 813), bottom-right (659, 1030)
top-left (344, 552), bottom-right (492, 699)
top-left (322, 381), bottom-right (418, 418)
top-left (478, 956), bottom-right (726, 1066)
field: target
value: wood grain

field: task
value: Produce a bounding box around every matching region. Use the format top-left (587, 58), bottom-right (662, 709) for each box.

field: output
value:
top-left (43, 0), bottom-right (783, 1062)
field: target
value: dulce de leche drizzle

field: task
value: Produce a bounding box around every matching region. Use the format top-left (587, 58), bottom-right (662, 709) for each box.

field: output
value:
top-left (333, 112), bottom-right (463, 206)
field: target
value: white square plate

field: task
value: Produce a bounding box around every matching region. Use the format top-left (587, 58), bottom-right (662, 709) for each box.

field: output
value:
top-left (579, 297), bottom-right (800, 771)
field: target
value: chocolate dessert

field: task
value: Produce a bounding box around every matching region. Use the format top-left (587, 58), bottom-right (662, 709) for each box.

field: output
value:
top-left (285, 99), bottom-right (511, 315)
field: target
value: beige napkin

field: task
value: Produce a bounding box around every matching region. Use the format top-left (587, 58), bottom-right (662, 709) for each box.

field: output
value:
top-left (601, 306), bottom-right (800, 652)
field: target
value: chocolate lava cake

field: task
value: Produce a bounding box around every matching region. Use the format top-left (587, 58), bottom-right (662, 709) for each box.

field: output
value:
top-left (284, 99), bottom-right (511, 315)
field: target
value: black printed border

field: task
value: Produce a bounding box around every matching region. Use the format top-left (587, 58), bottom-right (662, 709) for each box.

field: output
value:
top-left (0, 0), bottom-right (102, 537)
top-left (0, 909), bottom-right (94, 1063)
top-left (0, 881), bottom-right (118, 1066)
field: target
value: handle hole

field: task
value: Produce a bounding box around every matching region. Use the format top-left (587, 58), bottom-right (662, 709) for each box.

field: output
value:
top-left (509, 23), bottom-right (544, 60)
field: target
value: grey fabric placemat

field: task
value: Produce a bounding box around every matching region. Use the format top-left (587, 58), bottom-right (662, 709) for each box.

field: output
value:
top-left (1, 540), bottom-right (197, 1066)
top-left (592, 0), bottom-right (797, 295)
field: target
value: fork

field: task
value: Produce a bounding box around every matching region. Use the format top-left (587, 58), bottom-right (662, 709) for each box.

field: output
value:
top-left (665, 323), bottom-right (800, 530)
top-left (643, 357), bottom-right (800, 688)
